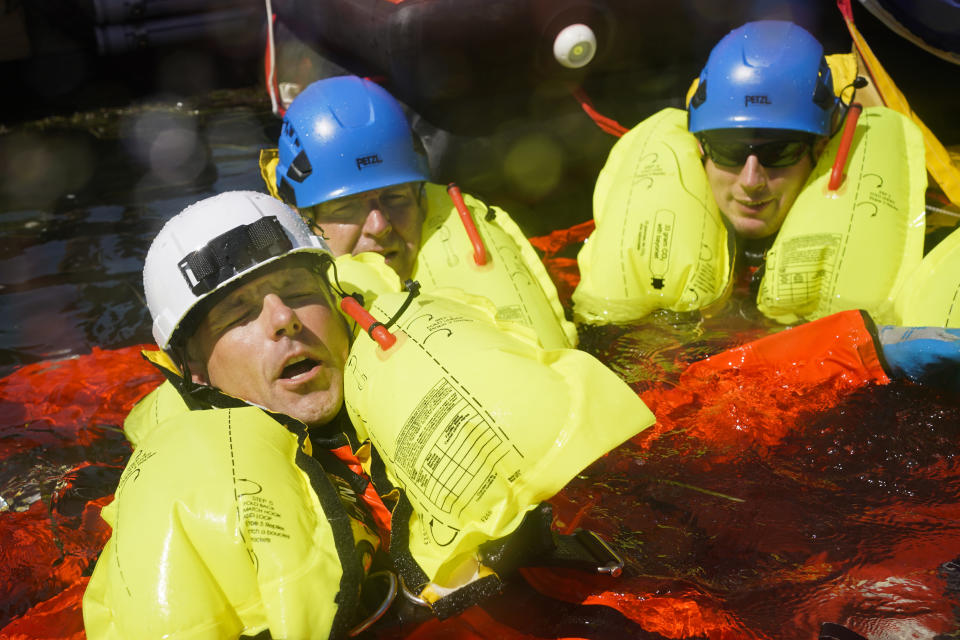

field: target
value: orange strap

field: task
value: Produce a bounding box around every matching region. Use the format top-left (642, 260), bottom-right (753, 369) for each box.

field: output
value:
top-left (828, 103), bottom-right (863, 190)
top-left (330, 444), bottom-right (394, 548)
top-left (447, 183), bottom-right (488, 265)
top-left (571, 87), bottom-right (629, 138)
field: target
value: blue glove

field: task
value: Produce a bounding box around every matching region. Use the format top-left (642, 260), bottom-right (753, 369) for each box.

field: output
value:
top-left (878, 325), bottom-right (960, 389)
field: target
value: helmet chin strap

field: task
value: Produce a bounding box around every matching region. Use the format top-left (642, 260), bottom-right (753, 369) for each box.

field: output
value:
top-left (830, 76), bottom-right (869, 139)
top-left (168, 344), bottom-right (202, 399)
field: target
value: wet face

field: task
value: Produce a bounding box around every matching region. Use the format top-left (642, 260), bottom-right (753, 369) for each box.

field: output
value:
top-left (300, 182), bottom-right (425, 280)
top-left (187, 263), bottom-right (351, 427)
top-left (699, 130), bottom-right (823, 239)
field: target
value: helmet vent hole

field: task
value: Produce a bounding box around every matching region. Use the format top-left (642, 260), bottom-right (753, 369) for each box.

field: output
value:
top-left (286, 150), bottom-right (313, 183)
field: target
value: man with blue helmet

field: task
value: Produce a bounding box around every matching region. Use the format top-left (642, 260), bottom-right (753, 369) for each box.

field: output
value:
top-left (573, 20), bottom-right (928, 327)
top-left (688, 21), bottom-right (837, 241)
top-left (273, 76), bottom-right (429, 281)
top-left (261, 75), bottom-right (578, 349)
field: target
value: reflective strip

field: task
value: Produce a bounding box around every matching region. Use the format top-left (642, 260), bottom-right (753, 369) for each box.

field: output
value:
top-left (177, 216), bottom-right (293, 295)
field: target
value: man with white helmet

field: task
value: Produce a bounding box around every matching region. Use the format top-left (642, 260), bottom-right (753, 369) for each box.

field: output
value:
top-left (146, 190), bottom-right (350, 427)
top-left (82, 191), bottom-right (652, 638)
top-left (81, 191), bottom-right (394, 639)
top-left (260, 74), bottom-right (578, 349)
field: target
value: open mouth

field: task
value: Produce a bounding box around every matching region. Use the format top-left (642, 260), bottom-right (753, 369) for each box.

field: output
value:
top-left (280, 355), bottom-right (320, 379)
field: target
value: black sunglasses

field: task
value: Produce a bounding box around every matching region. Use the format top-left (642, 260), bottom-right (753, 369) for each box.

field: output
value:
top-left (699, 135), bottom-right (812, 169)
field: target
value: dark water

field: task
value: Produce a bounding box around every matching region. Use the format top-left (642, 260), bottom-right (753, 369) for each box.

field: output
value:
top-left (548, 374), bottom-right (960, 639)
top-left (0, 89), bottom-right (278, 378)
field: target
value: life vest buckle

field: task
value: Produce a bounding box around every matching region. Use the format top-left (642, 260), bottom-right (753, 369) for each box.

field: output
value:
top-left (349, 570), bottom-right (398, 637)
top-left (398, 576), bottom-right (432, 610)
top-left (574, 529), bottom-right (625, 577)
top-left (542, 529), bottom-right (626, 578)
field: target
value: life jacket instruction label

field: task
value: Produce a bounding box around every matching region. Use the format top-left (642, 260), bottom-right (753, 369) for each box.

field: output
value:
top-left (764, 233), bottom-right (840, 306)
top-left (344, 289), bottom-right (655, 581)
top-left (241, 494), bottom-right (290, 543)
top-left (650, 209), bottom-right (675, 279)
top-left (396, 378), bottom-right (515, 517)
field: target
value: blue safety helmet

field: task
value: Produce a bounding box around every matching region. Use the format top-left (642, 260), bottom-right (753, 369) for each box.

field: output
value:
top-left (276, 75), bottom-right (429, 208)
top-left (688, 21), bottom-right (838, 136)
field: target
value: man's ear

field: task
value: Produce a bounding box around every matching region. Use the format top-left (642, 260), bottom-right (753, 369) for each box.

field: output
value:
top-left (190, 364), bottom-right (210, 386)
top-left (183, 339), bottom-right (210, 385)
top-left (812, 136), bottom-right (830, 161)
top-left (828, 104), bottom-right (845, 138)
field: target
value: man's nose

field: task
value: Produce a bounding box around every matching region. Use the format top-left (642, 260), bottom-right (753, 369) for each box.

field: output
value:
top-left (738, 155), bottom-right (768, 192)
top-left (262, 293), bottom-right (302, 338)
top-left (361, 204), bottom-right (393, 239)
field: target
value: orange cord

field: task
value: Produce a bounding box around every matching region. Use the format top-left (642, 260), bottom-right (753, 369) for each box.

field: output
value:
top-left (829, 103), bottom-right (862, 191)
top-left (571, 87), bottom-right (629, 137)
top-left (447, 183), bottom-right (488, 265)
top-left (340, 296), bottom-right (397, 349)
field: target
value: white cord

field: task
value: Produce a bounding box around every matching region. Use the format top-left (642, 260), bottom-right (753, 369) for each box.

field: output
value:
top-left (265, 0), bottom-right (279, 116)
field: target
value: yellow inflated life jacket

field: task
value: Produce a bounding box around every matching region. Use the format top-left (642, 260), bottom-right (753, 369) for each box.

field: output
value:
top-left (337, 261), bottom-right (654, 611)
top-left (83, 354), bottom-right (383, 640)
top-left (416, 182), bottom-right (576, 348)
top-left (572, 107), bottom-right (731, 324)
top-left (259, 150), bottom-right (576, 349)
top-left (893, 224), bottom-right (960, 327)
top-left (757, 106), bottom-right (926, 324)
top-left (573, 106), bottom-right (926, 325)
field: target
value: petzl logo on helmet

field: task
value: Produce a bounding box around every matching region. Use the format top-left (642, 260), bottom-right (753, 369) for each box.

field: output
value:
top-left (356, 154), bottom-right (383, 170)
top-left (745, 95), bottom-right (772, 106)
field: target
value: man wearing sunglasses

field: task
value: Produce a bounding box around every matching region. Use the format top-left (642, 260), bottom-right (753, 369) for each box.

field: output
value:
top-left (694, 130), bottom-right (826, 241)
top-left (573, 20), bottom-right (927, 326)
top-left (686, 21), bottom-right (840, 244)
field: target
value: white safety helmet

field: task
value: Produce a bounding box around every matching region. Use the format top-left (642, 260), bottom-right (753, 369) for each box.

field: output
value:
top-left (144, 190), bottom-right (333, 350)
